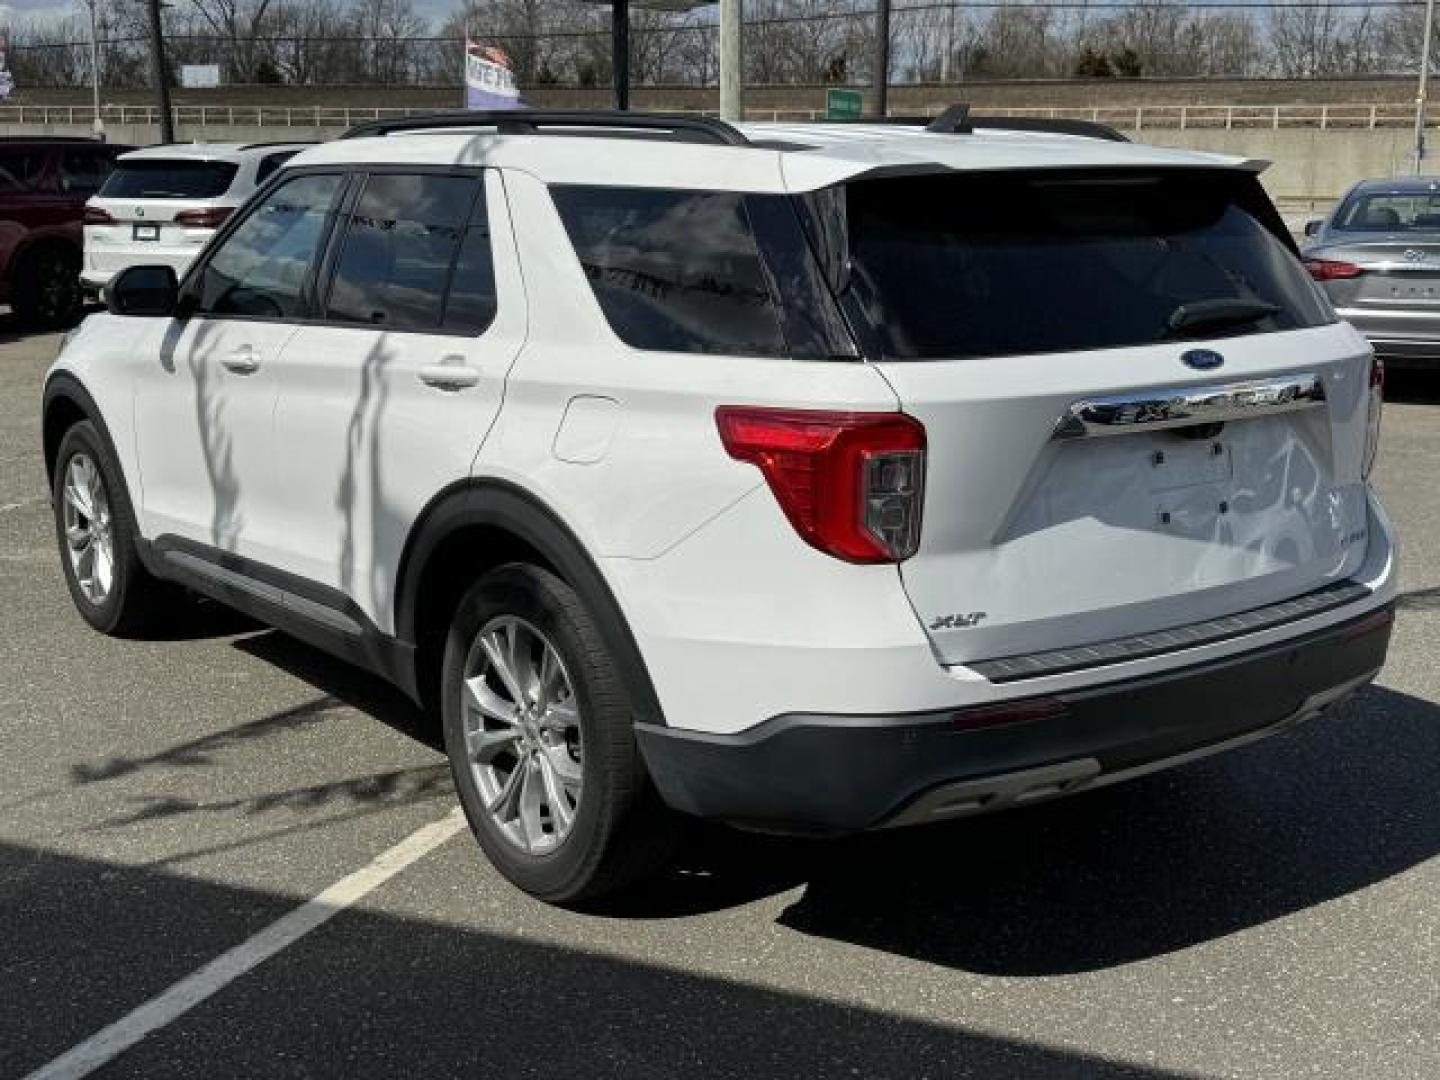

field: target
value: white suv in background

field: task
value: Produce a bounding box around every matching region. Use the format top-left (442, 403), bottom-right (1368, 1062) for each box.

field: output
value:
top-left (44, 111), bottom-right (1397, 904)
top-left (81, 141), bottom-right (310, 293)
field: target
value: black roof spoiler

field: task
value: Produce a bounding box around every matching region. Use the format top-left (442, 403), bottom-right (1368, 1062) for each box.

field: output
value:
top-left (341, 110), bottom-right (750, 147)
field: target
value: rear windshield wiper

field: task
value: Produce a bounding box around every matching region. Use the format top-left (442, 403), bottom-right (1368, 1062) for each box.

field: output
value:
top-left (1167, 297), bottom-right (1281, 336)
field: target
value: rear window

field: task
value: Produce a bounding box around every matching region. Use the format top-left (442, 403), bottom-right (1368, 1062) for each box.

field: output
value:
top-left (99, 159), bottom-right (239, 199)
top-left (818, 169), bottom-right (1332, 360)
top-left (1333, 191), bottom-right (1440, 233)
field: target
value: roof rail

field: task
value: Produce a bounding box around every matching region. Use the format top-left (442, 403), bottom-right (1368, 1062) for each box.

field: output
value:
top-left (341, 110), bottom-right (751, 147)
top-left (925, 104), bottom-right (1129, 143)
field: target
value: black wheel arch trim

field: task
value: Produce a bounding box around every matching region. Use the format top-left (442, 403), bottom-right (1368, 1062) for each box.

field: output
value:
top-left (41, 371), bottom-right (131, 505)
top-left (395, 478), bottom-right (668, 728)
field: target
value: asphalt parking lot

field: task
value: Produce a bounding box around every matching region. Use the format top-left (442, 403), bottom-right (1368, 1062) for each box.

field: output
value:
top-left (2, 317), bottom-right (1437, 1080)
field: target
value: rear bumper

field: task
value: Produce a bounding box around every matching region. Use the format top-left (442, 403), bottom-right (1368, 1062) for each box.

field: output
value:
top-left (636, 604), bottom-right (1394, 833)
top-left (1337, 308), bottom-right (1440, 365)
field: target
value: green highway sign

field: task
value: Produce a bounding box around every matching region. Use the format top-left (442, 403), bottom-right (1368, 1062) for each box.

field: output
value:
top-left (826, 88), bottom-right (864, 121)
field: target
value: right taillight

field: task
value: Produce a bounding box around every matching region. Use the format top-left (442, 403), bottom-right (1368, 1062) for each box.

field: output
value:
top-left (1304, 258), bottom-right (1363, 281)
top-left (174, 206), bottom-right (234, 229)
top-left (1364, 354), bottom-right (1383, 477)
top-left (83, 206), bottom-right (114, 225)
top-left (715, 406), bottom-right (926, 563)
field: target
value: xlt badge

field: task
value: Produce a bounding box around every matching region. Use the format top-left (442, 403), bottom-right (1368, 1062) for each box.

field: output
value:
top-left (930, 612), bottom-right (988, 630)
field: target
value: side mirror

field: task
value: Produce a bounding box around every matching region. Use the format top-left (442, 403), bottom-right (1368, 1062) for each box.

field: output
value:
top-left (1303, 219), bottom-right (1323, 238)
top-left (105, 265), bottom-right (180, 317)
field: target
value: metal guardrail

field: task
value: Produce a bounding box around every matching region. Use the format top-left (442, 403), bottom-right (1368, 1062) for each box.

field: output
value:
top-left (0, 101), bottom-right (1434, 131)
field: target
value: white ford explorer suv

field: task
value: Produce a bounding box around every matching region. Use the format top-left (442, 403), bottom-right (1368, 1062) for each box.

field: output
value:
top-left (43, 109), bottom-right (1397, 903)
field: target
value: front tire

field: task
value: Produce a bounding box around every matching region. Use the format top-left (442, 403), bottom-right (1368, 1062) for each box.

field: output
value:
top-left (52, 421), bottom-right (169, 635)
top-left (442, 563), bottom-right (679, 903)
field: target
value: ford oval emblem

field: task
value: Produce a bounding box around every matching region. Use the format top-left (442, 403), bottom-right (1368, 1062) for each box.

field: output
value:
top-left (1182, 349), bottom-right (1224, 372)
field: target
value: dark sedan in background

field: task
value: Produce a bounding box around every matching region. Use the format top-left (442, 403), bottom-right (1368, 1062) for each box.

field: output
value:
top-left (1303, 177), bottom-right (1440, 368)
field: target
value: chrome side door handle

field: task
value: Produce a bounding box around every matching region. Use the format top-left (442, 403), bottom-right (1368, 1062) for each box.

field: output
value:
top-left (418, 361), bottom-right (481, 391)
top-left (221, 346), bottom-right (261, 375)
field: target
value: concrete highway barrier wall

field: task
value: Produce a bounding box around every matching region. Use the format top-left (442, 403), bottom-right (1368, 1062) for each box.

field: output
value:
top-left (0, 116), bottom-right (1425, 210)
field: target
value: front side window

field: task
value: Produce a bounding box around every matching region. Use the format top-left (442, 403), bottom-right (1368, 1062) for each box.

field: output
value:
top-left (61, 148), bottom-right (118, 196)
top-left (551, 187), bottom-right (786, 355)
top-left (326, 173), bottom-right (478, 331)
top-left (824, 169), bottom-right (1332, 360)
top-left (193, 173), bottom-right (343, 319)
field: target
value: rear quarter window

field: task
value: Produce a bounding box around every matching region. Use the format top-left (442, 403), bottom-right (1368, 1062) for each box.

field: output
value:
top-left (822, 169), bottom-right (1332, 360)
top-left (100, 159), bottom-right (240, 199)
top-left (551, 187), bottom-right (787, 355)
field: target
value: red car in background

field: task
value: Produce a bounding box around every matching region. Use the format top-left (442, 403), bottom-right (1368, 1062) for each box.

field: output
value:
top-left (0, 138), bottom-right (132, 328)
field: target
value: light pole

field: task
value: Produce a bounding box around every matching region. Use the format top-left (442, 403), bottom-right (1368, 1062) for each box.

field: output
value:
top-left (719, 0), bottom-right (741, 120)
top-left (145, 0), bottom-right (175, 143)
top-left (1417, 0), bottom-right (1437, 174)
top-left (82, 0), bottom-right (104, 140)
top-left (872, 0), bottom-right (890, 118)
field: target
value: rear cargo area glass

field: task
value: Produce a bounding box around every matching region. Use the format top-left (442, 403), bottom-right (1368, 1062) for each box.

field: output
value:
top-left (831, 169), bottom-right (1331, 360)
top-left (100, 160), bottom-right (239, 199)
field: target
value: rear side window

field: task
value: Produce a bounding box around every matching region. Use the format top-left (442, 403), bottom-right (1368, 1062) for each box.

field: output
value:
top-left (194, 173), bottom-right (343, 318)
top-left (60, 147), bottom-right (118, 196)
top-left (552, 187), bottom-right (786, 355)
top-left (99, 159), bottom-right (239, 199)
top-left (823, 169), bottom-right (1332, 360)
top-left (0, 149), bottom-right (47, 193)
top-left (442, 187), bottom-right (498, 335)
top-left (326, 173), bottom-right (479, 331)
top-left (255, 151), bottom-right (299, 186)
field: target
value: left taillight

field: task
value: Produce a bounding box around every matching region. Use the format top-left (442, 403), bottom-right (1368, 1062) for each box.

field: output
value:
top-left (1364, 354), bottom-right (1383, 478)
top-left (715, 406), bottom-right (926, 563)
top-left (83, 206), bottom-right (114, 225)
top-left (174, 206), bottom-right (234, 229)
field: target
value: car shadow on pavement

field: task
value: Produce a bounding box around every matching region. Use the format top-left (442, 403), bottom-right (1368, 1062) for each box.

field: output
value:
top-left (0, 840), bottom-right (1203, 1080)
top-left (231, 628), bottom-right (439, 750)
top-left (773, 683), bottom-right (1440, 976)
top-left (203, 629), bottom-right (1439, 978)
top-left (1383, 369), bottom-right (1440, 405)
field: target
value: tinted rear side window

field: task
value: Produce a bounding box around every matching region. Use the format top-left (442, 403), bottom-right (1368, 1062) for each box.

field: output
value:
top-left (552, 187), bottom-right (786, 355)
top-left (442, 186), bottom-right (498, 335)
top-left (828, 170), bottom-right (1331, 360)
top-left (0, 149), bottom-right (47, 193)
top-left (100, 159), bottom-right (239, 199)
top-left (326, 173), bottom-right (479, 331)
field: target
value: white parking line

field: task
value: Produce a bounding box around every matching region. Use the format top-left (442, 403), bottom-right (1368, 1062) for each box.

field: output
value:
top-left (0, 497), bottom-right (43, 514)
top-left (23, 808), bottom-right (468, 1080)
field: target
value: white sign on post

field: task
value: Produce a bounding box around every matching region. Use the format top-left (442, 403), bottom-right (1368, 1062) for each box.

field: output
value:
top-left (180, 65), bottom-right (222, 89)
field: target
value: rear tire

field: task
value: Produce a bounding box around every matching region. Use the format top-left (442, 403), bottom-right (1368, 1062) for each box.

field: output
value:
top-left (12, 245), bottom-right (83, 329)
top-left (442, 563), bottom-right (679, 904)
top-left (52, 421), bottom-right (171, 635)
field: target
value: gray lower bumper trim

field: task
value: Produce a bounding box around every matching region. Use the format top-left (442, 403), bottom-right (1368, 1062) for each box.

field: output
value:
top-left (970, 579), bottom-right (1371, 683)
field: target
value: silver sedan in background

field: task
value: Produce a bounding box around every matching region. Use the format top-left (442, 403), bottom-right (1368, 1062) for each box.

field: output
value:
top-left (1303, 177), bottom-right (1440, 367)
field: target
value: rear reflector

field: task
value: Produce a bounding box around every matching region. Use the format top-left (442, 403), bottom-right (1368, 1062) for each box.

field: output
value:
top-left (715, 406), bottom-right (926, 563)
top-left (83, 206), bottom-right (114, 225)
top-left (952, 696), bottom-right (1068, 731)
top-left (1303, 258), bottom-right (1363, 281)
top-left (174, 206), bottom-right (234, 229)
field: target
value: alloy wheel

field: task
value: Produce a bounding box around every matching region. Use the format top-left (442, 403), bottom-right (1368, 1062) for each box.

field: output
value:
top-left (460, 615), bottom-right (583, 855)
top-left (62, 453), bottom-right (114, 605)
